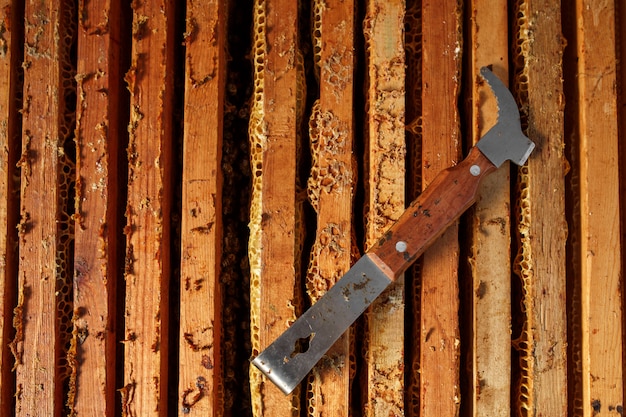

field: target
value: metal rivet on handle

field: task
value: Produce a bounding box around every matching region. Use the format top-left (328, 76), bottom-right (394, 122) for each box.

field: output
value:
top-left (395, 241), bottom-right (408, 252)
top-left (470, 165), bottom-right (481, 176)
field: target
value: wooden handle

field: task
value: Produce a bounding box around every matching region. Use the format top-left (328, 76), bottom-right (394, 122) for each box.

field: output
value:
top-left (370, 146), bottom-right (497, 279)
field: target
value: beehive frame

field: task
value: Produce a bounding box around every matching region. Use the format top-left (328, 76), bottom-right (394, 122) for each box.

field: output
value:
top-left (0, 0), bottom-right (625, 416)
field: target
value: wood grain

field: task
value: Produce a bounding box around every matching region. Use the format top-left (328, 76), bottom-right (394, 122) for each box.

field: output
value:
top-left (122, 1), bottom-right (175, 415)
top-left (15, 1), bottom-right (76, 415)
top-left (0, 3), bottom-right (623, 416)
top-left (466, 1), bottom-right (512, 415)
top-left (305, 0), bottom-right (355, 415)
top-left (248, 0), bottom-right (303, 415)
top-left (71, 0), bottom-right (125, 414)
top-left (0, 0), bottom-right (21, 414)
top-left (404, 2), bottom-right (422, 413)
top-left (362, 0), bottom-right (406, 415)
top-left (419, 0), bottom-right (462, 414)
top-left (574, 0), bottom-right (624, 414)
top-left (619, 4), bottom-right (626, 414)
top-left (511, 0), bottom-right (568, 414)
top-left (177, 0), bottom-right (226, 415)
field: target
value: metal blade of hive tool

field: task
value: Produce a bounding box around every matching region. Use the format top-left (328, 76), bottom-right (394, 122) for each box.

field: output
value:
top-left (475, 66), bottom-right (535, 167)
top-left (251, 254), bottom-right (392, 394)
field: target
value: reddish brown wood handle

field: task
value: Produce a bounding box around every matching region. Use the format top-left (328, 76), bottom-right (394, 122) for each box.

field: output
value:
top-left (370, 146), bottom-right (497, 279)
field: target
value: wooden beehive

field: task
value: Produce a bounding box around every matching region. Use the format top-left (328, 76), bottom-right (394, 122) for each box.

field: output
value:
top-left (0, 0), bottom-right (624, 416)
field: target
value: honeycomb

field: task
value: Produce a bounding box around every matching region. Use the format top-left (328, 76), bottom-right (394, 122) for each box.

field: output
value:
top-left (0, 1), bottom-right (596, 416)
top-left (310, 0), bottom-right (322, 81)
top-left (360, 2), bottom-right (406, 415)
top-left (361, 6), bottom-right (406, 248)
top-left (248, 0), bottom-right (305, 415)
top-left (246, 0), bottom-right (266, 408)
top-left (511, 164), bottom-right (534, 416)
top-left (11, 1), bottom-right (77, 414)
top-left (306, 100), bottom-right (322, 214)
top-left (58, 1), bottom-right (78, 412)
top-left (566, 166), bottom-right (583, 416)
top-left (304, 1), bottom-right (358, 404)
top-left (511, 1), bottom-right (533, 415)
top-left (306, 103), bottom-right (354, 299)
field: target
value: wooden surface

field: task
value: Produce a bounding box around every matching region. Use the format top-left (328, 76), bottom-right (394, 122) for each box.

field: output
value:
top-left (305, 0), bottom-right (355, 415)
top-left (620, 8), bottom-right (626, 417)
top-left (574, 0), bottom-right (624, 414)
top-left (122, 1), bottom-right (175, 415)
top-left (0, 0), bottom-right (20, 414)
top-left (419, 0), bottom-right (462, 415)
top-left (0, 1), bottom-right (623, 416)
top-left (72, 0), bottom-right (125, 414)
top-left (14, 1), bottom-right (76, 415)
top-left (466, 2), bottom-right (512, 415)
top-left (12, 2), bottom-right (75, 416)
top-left (511, 0), bottom-right (568, 414)
top-left (177, 1), bottom-right (226, 415)
top-left (404, 2), bottom-right (422, 413)
top-left (362, 1), bottom-right (406, 415)
top-left (248, 0), bottom-right (303, 415)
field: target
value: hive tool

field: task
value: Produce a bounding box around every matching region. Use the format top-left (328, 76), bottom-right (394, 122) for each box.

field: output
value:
top-left (251, 67), bottom-right (535, 394)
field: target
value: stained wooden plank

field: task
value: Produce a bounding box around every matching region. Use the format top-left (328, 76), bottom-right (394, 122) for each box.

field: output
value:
top-left (122, 1), bottom-right (175, 414)
top-left (419, 0), bottom-right (462, 415)
top-left (362, 0), bottom-right (406, 415)
top-left (177, 0), bottom-right (226, 415)
top-left (248, 0), bottom-right (303, 415)
top-left (14, 1), bottom-right (76, 415)
top-left (404, 1), bottom-right (422, 414)
top-left (305, 1), bottom-right (355, 415)
top-left (511, 0), bottom-right (568, 414)
top-left (71, 0), bottom-right (125, 414)
top-left (466, 2), bottom-right (511, 415)
top-left (0, 0), bottom-right (21, 414)
top-left (573, 0), bottom-right (624, 414)
top-left (5, 3), bottom-right (626, 416)
top-left (619, 5), bottom-right (626, 414)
